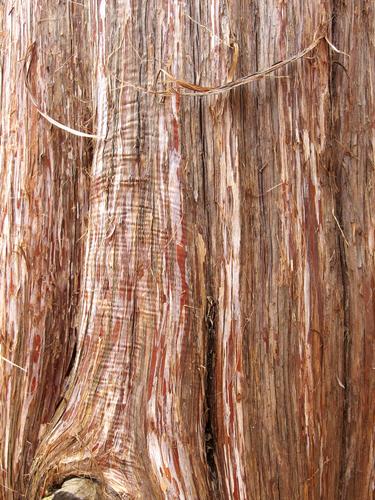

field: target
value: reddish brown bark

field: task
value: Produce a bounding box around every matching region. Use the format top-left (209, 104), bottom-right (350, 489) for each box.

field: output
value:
top-left (331, 2), bottom-right (375, 498)
top-left (0, 1), bottom-right (373, 499)
top-left (0, 1), bottom-right (91, 496)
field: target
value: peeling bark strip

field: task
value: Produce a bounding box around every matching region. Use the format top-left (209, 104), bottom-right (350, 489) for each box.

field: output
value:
top-left (23, 43), bottom-right (100, 140)
top-left (0, 1), bottom-right (374, 500)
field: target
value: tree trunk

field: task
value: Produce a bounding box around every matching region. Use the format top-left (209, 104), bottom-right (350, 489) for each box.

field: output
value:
top-left (0, 1), bottom-right (373, 499)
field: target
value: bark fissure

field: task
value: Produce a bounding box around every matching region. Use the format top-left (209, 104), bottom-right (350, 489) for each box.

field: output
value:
top-left (336, 214), bottom-right (350, 498)
top-left (204, 296), bottom-right (219, 493)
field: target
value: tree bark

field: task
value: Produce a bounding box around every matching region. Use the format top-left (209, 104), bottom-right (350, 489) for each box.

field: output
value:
top-left (0, 1), bottom-right (374, 499)
top-left (0, 0), bottom-right (92, 496)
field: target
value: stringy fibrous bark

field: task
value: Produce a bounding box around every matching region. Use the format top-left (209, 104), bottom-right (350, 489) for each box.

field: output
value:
top-left (0, 1), bottom-right (374, 499)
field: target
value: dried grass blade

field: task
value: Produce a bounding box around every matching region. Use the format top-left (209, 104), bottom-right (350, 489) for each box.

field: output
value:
top-left (23, 42), bottom-right (100, 139)
top-left (160, 69), bottom-right (212, 92)
top-left (324, 36), bottom-right (350, 57)
top-left (178, 35), bottom-right (328, 96)
top-left (0, 354), bottom-right (27, 373)
top-left (228, 42), bottom-right (239, 83)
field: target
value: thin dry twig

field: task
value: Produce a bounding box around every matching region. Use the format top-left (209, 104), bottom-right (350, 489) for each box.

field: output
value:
top-left (0, 353), bottom-right (27, 373)
top-left (174, 35), bottom-right (327, 96)
top-left (324, 36), bottom-right (350, 57)
top-left (254, 181), bottom-right (286, 198)
top-left (160, 69), bottom-right (212, 93)
top-left (23, 36), bottom-right (347, 139)
top-left (183, 13), bottom-right (231, 48)
top-left (332, 209), bottom-right (350, 247)
top-left (228, 42), bottom-right (239, 83)
top-left (336, 375), bottom-right (345, 389)
top-left (53, 53), bottom-right (75, 75)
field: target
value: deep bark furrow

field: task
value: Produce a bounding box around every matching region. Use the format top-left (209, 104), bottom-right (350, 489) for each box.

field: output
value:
top-left (204, 296), bottom-right (219, 492)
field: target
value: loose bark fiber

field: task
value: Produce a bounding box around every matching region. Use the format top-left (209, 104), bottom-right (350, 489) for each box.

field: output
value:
top-left (0, 1), bottom-right (373, 499)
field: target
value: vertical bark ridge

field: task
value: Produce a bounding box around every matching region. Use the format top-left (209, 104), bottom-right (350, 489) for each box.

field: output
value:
top-left (331, 1), bottom-right (375, 498)
top-left (207, 1), bottom-right (347, 498)
top-left (0, 1), bottom-right (92, 498)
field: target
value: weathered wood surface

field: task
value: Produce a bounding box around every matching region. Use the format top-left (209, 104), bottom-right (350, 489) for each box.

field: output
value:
top-left (0, 1), bottom-right (373, 499)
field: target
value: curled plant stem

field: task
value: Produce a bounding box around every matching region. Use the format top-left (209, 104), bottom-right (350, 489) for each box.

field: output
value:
top-left (24, 36), bottom-right (346, 139)
top-left (23, 43), bottom-right (100, 139)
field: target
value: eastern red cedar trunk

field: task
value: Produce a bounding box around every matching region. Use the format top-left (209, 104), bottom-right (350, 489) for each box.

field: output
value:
top-left (0, 1), bottom-right (374, 499)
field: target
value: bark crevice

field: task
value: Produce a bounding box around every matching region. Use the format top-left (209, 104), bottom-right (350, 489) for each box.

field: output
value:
top-left (204, 296), bottom-right (219, 493)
